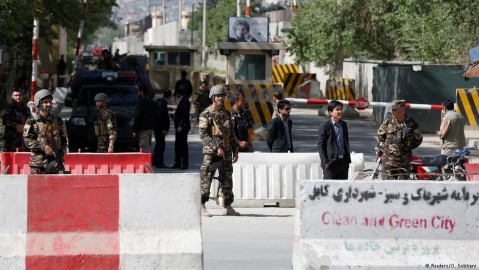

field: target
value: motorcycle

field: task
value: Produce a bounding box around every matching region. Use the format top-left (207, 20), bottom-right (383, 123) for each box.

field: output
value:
top-left (369, 143), bottom-right (469, 181)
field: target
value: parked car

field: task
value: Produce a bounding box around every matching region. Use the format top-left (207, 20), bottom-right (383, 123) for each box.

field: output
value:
top-left (67, 70), bottom-right (139, 152)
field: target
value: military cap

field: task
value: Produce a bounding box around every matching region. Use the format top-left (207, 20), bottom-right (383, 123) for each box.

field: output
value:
top-left (391, 100), bottom-right (406, 110)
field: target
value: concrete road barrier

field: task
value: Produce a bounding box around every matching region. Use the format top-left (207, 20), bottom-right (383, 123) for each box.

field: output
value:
top-left (208, 152), bottom-right (364, 207)
top-left (1, 152), bottom-right (152, 174)
top-left (0, 173), bottom-right (202, 270)
top-left (293, 180), bottom-right (479, 269)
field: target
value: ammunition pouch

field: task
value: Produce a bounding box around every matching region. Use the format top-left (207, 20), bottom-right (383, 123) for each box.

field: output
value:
top-left (94, 121), bottom-right (101, 136)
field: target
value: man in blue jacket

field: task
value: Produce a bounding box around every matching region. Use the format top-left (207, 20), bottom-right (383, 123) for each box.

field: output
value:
top-left (317, 100), bottom-right (351, 180)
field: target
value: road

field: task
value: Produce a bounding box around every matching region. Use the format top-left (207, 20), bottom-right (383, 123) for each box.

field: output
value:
top-left (61, 104), bottom-right (464, 269)
top-left (155, 106), bottom-right (446, 270)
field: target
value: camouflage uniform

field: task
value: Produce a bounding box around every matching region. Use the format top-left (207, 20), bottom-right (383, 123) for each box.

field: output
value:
top-left (377, 116), bottom-right (422, 179)
top-left (199, 106), bottom-right (238, 206)
top-left (231, 108), bottom-right (254, 152)
top-left (1, 102), bottom-right (30, 152)
top-left (23, 114), bottom-right (68, 174)
top-left (95, 109), bottom-right (117, 152)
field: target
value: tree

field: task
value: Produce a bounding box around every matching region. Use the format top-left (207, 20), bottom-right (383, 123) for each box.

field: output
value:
top-left (283, 0), bottom-right (479, 74)
top-left (0, 0), bottom-right (117, 107)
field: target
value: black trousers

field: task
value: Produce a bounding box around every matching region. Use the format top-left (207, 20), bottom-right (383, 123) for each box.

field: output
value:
top-left (323, 159), bottom-right (349, 180)
top-left (153, 129), bottom-right (166, 165)
top-left (174, 130), bottom-right (189, 167)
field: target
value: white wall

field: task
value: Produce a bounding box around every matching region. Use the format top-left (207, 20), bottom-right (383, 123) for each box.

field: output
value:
top-left (343, 60), bottom-right (377, 100)
top-left (144, 22), bottom-right (180, 46)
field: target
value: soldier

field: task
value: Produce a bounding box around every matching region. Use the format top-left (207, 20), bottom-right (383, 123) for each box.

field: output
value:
top-left (1, 88), bottom-right (31, 151)
top-left (94, 93), bottom-right (117, 153)
top-left (377, 100), bottom-right (423, 179)
top-left (23, 89), bottom-right (68, 174)
top-left (231, 92), bottom-right (254, 152)
top-left (199, 85), bottom-right (240, 217)
top-left (192, 80), bottom-right (211, 125)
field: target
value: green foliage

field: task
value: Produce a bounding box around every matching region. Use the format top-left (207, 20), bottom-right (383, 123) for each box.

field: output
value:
top-left (0, 0), bottom-right (117, 107)
top-left (284, 0), bottom-right (479, 72)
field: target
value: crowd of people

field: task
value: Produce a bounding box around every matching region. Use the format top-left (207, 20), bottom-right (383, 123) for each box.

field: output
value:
top-left (1, 68), bottom-right (468, 215)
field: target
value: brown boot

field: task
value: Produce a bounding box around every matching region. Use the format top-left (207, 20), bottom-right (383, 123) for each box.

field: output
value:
top-left (223, 205), bottom-right (240, 216)
top-left (201, 204), bottom-right (212, 217)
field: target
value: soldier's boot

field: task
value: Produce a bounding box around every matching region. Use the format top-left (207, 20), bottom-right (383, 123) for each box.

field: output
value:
top-left (223, 205), bottom-right (240, 216)
top-left (201, 203), bottom-right (212, 217)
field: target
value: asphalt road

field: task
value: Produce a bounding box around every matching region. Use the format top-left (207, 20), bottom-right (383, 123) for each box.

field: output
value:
top-left (61, 104), bottom-right (474, 270)
top-left (155, 106), bottom-right (448, 270)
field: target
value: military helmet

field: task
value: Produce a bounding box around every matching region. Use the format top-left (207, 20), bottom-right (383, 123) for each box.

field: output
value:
top-left (34, 89), bottom-right (53, 107)
top-left (209, 85), bottom-right (226, 99)
top-left (94, 93), bottom-right (109, 103)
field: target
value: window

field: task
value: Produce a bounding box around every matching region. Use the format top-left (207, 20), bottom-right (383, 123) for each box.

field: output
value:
top-left (235, 54), bottom-right (266, 80)
top-left (154, 52), bottom-right (166, 66)
top-left (78, 85), bottom-right (138, 106)
top-left (167, 52), bottom-right (191, 65)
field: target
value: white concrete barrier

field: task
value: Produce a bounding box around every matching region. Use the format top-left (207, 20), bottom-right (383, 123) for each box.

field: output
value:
top-left (0, 173), bottom-right (202, 270)
top-left (209, 152), bottom-right (364, 207)
top-left (293, 180), bottom-right (479, 269)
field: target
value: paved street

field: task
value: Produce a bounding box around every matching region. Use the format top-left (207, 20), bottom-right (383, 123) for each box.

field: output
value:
top-left (156, 106), bottom-right (465, 270)
top-left (61, 104), bottom-right (477, 270)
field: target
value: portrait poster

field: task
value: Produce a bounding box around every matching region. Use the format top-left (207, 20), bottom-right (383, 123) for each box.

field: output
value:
top-left (228, 17), bottom-right (269, 43)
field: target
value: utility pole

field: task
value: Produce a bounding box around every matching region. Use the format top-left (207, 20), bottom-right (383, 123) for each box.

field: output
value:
top-left (178, 0), bottom-right (183, 30)
top-left (190, 3), bottom-right (194, 45)
top-left (75, 0), bottom-right (88, 69)
top-left (202, 0), bottom-right (207, 68)
top-left (236, 0), bottom-right (240, 17)
top-left (30, 0), bottom-right (41, 102)
top-left (162, 0), bottom-right (166, 25)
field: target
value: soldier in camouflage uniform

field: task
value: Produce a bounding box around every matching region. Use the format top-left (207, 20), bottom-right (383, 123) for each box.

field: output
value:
top-left (23, 89), bottom-right (68, 174)
top-left (1, 88), bottom-right (30, 152)
top-left (94, 93), bottom-right (117, 153)
top-left (231, 92), bottom-right (254, 152)
top-left (377, 100), bottom-right (423, 179)
top-left (199, 85), bottom-right (240, 217)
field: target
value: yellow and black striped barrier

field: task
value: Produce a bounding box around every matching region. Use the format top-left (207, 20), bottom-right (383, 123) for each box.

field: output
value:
top-left (456, 88), bottom-right (479, 126)
top-left (224, 84), bottom-right (283, 127)
top-left (272, 64), bottom-right (316, 98)
top-left (283, 72), bottom-right (316, 97)
top-left (325, 77), bottom-right (356, 100)
top-left (272, 64), bottom-right (299, 83)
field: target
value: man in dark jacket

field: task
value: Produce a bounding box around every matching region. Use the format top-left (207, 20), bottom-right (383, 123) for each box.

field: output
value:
top-left (153, 89), bottom-right (171, 168)
top-left (317, 100), bottom-right (351, 180)
top-left (174, 70), bottom-right (193, 98)
top-left (132, 87), bottom-right (155, 153)
top-left (172, 86), bottom-right (191, 169)
top-left (2, 88), bottom-right (31, 151)
top-left (267, 99), bottom-right (293, 153)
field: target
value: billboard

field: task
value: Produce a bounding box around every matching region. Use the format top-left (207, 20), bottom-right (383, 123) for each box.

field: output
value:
top-left (228, 17), bottom-right (269, 43)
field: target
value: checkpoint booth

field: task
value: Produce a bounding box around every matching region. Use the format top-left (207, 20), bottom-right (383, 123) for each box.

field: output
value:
top-left (144, 45), bottom-right (199, 92)
top-left (217, 41), bottom-right (283, 85)
top-left (216, 41), bottom-right (284, 140)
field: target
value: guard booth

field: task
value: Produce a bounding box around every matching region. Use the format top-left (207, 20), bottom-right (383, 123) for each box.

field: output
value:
top-left (216, 42), bottom-right (283, 85)
top-left (144, 45), bottom-right (199, 92)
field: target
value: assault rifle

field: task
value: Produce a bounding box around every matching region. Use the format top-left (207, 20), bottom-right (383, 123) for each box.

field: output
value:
top-left (45, 149), bottom-right (70, 174)
top-left (209, 159), bottom-right (226, 205)
top-left (210, 160), bottom-right (225, 186)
